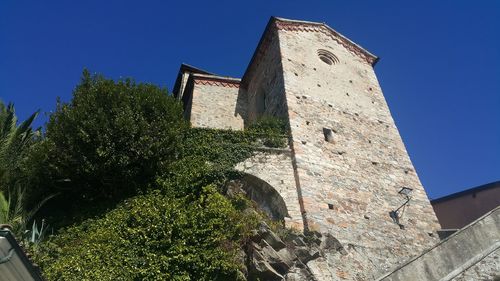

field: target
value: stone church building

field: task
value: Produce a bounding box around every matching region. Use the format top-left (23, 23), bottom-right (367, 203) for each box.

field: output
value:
top-left (173, 17), bottom-right (499, 281)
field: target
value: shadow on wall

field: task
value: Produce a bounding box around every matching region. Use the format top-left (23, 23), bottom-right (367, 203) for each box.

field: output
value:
top-left (236, 80), bottom-right (290, 128)
top-left (228, 174), bottom-right (289, 221)
top-left (235, 87), bottom-right (248, 126)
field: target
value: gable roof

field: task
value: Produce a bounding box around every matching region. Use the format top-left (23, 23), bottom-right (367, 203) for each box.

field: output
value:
top-left (431, 180), bottom-right (500, 204)
top-left (241, 16), bottom-right (379, 88)
top-left (172, 63), bottom-right (215, 98)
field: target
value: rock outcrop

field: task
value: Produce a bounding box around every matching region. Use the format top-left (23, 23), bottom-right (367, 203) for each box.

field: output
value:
top-left (243, 222), bottom-right (346, 281)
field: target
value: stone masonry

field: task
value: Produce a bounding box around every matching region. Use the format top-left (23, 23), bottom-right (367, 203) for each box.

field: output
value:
top-left (172, 17), bottom-right (466, 280)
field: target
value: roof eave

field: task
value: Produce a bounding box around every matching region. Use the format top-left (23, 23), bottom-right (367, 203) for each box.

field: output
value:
top-left (173, 63), bottom-right (216, 98)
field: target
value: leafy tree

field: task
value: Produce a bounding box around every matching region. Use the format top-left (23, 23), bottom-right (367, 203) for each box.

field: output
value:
top-left (0, 100), bottom-right (39, 193)
top-left (27, 70), bottom-right (187, 211)
top-left (0, 100), bottom-right (52, 240)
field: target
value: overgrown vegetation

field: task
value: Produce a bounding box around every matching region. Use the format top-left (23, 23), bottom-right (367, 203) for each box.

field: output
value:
top-left (36, 187), bottom-right (257, 281)
top-left (3, 70), bottom-right (290, 280)
top-left (0, 101), bottom-right (39, 194)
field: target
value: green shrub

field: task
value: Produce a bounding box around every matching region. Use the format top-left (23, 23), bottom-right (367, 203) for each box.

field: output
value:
top-left (26, 70), bottom-right (186, 210)
top-left (32, 122), bottom-right (280, 280)
top-left (37, 186), bottom-right (257, 281)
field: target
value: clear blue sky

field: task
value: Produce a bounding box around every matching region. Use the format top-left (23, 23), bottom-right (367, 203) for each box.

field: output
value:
top-left (1, 1), bottom-right (498, 199)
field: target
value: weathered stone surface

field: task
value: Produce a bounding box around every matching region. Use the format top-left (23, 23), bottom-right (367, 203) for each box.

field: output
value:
top-left (286, 232), bottom-right (307, 247)
top-left (295, 246), bottom-right (320, 264)
top-left (189, 75), bottom-right (246, 130)
top-left (245, 222), bottom-right (362, 281)
top-left (285, 266), bottom-right (317, 281)
top-left (259, 223), bottom-right (287, 250)
top-left (250, 250), bottom-right (284, 281)
top-left (277, 248), bottom-right (296, 268)
top-left (175, 17), bottom-right (497, 281)
top-left (235, 151), bottom-right (303, 230)
top-left (320, 233), bottom-right (347, 255)
top-left (306, 257), bottom-right (337, 281)
top-left (258, 240), bottom-right (290, 273)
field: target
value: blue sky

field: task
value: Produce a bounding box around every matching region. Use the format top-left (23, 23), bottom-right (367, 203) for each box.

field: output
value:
top-left (1, 1), bottom-right (498, 199)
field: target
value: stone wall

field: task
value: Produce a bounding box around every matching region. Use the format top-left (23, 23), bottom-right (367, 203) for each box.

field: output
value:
top-left (244, 28), bottom-right (288, 123)
top-left (178, 72), bottom-right (190, 101)
top-left (235, 150), bottom-right (303, 230)
top-left (276, 22), bottom-right (441, 279)
top-left (189, 74), bottom-right (246, 130)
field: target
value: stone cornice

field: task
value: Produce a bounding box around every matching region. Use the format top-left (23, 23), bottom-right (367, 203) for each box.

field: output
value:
top-left (192, 73), bottom-right (240, 88)
top-left (241, 17), bottom-right (378, 88)
top-left (274, 18), bottom-right (378, 66)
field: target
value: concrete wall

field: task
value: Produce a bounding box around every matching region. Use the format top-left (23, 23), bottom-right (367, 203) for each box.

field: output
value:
top-left (275, 21), bottom-right (440, 279)
top-left (189, 75), bottom-right (246, 130)
top-left (432, 182), bottom-right (500, 229)
top-left (377, 207), bottom-right (500, 281)
top-left (451, 248), bottom-right (499, 281)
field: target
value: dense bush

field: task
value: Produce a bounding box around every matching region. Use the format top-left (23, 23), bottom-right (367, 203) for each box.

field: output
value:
top-left (36, 186), bottom-right (258, 281)
top-left (161, 128), bottom-right (255, 198)
top-left (25, 70), bottom-right (186, 211)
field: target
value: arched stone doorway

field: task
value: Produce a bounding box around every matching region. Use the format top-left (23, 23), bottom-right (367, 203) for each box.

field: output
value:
top-left (228, 174), bottom-right (289, 221)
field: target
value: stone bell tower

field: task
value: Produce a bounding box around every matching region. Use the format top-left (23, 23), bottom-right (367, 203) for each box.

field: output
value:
top-left (174, 17), bottom-right (441, 280)
top-left (269, 18), bottom-right (441, 279)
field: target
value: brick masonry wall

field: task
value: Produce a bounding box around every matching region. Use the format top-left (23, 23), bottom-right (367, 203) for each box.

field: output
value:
top-left (276, 25), bottom-right (441, 279)
top-left (189, 79), bottom-right (246, 130)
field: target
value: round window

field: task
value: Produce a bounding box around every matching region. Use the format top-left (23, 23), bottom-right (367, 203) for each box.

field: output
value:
top-left (317, 49), bottom-right (339, 65)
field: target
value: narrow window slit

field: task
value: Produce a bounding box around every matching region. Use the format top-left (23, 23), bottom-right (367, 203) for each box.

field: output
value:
top-left (323, 128), bottom-right (335, 143)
